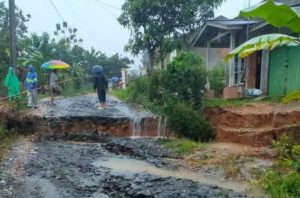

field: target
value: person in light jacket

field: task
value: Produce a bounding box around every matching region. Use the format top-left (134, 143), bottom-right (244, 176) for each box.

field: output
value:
top-left (25, 65), bottom-right (38, 108)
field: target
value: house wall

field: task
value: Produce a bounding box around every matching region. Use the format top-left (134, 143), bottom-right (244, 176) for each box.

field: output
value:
top-left (245, 53), bottom-right (257, 89)
top-left (260, 50), bottom-right (269, 94)
top-left (191, 47), bottom-right (229, 70)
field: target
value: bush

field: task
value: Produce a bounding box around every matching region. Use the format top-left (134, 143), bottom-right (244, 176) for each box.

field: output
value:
top-left (166, 102), bottom-right (214, 141)
top-left (126, 76), bottom-right (150, 105)
top-left (114, 52), bottom-right (214, 142)
top-left (259, 135), bottom-right (300, 198)
top-left (148, 71), bottom-right (162, 103)
top-left (209, 63), bottom-right (226, 97)
top-left (160, 52), bottom-right (207, 108)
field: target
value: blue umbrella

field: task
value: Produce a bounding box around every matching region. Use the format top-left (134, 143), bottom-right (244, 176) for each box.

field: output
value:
top-left (111, 76), bottom-right (119, 82)
top-left (92, 65), bottom-right (103, 74)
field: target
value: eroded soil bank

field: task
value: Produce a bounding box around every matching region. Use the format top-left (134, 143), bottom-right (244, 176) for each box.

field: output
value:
top-left (0, 136), bottom-right (263, 198)
top-left (205, 102), bottom-right (300, 146)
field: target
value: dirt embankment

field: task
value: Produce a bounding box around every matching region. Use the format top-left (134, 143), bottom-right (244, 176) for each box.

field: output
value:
top-left (204, 102), bottom-right (300, 147)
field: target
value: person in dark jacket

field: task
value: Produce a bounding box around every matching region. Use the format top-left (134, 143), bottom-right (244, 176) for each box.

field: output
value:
top-left (93, 65), bottom-right (108, 110)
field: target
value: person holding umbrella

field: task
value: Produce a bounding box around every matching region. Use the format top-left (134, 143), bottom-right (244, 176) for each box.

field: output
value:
top-left (25, 65), bottom-right (38, 108)
top-left (49, 69), bottom-right (61, 106)
top-left (93, 65), bottom-right (108, 110)
top-left (41, 60), bottom-right (70, 106)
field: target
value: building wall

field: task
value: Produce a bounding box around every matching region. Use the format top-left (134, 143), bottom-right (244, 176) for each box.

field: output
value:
top-left (245, 53), bottom-right (257, 89)
top-left (191, 47), bottom-right (229, 70)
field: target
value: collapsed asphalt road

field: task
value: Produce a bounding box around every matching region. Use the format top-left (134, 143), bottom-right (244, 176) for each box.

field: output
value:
top-left (0, 95), bottom-right (262, 197)
top-left (0, 137), bottom-right (255, 198)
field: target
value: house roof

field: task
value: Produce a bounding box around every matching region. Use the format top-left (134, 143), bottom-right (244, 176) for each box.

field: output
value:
top-left (265, 0), bottom-right (300, 6)
top-left (191, 19), bottom-right (258, 48)
top-left (191, 1), bottom-right (300, 48)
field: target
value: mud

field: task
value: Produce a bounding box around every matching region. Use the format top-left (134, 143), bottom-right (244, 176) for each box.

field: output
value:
top-left (0, 137), bottom-right (258, 198)
top-left (204, 102), bottom-right (300, 146)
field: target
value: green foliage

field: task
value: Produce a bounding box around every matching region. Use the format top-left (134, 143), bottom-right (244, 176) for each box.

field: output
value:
top-left (127, 76), bottom-right (150, 105)
top-left (204, 98), bottom-right (258, 108)
top-left (9, 96), bottom-right (27, 115)
top-left (148, 71), bottom-right (162, 102)
top-left (282, 91), bottom-right (300, 104)
top-left (259, 135), bottom-right (300, 198)
top-left (114, 52), bottom-right (214, 142)
top-left (260, 171), bottom-right (300, 198)
top-left (161, 138), bottom-right (206, 156)
top-left (166, 102), bottom-right (214, 141)
top-left (110, 89), bottom-right (131, 101)
top-left (240, 0), bottom-right (300, 34)
top-left (160, 52), bottom-right (207, 108)
top-left (60, 78), bottom-right (92, 97)
top-left (15, 20), bottom-right (133, 93)
top-left (0, 1), bottom-right (30, 91)
top-left (118, 0), bottom-right (224, 71)
top-left (209, 63), bottom-right (226, 97)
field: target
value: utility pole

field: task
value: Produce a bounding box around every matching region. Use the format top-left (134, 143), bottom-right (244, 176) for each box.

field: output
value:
top-left (9, 0), bottom-right (17, 69)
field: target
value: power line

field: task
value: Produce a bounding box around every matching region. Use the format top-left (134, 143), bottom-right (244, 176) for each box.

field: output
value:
top-left (62, 0), bottom-right (94, 45)
top-left (93, 0), bottom-right (121, 11)
top-left (49, 0), bottom-right (65, 22)
top-left (89, 0), bottom-right (118, 17)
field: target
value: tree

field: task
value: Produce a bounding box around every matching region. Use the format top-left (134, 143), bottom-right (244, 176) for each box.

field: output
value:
top-left (226, 0), bottom-right (300, 60)
top-left (0, 1), bottom-right (30, 91)
top-left (118, 0), bottom-right (224, 73)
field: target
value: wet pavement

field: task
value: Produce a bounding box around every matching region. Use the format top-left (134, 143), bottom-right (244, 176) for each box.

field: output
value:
top-left (0, 137), bottom-right (256, 198)
top-left (38, 95), bottom-right (153, 119)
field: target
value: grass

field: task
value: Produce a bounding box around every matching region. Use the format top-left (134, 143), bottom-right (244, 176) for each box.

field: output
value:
top-left (109, 88), bottom-right (131, 101)
top-left (61, 81), bottom-right (93, 97)
top-left (204, 98), bottom-right (258, 108)
top-left (204, 96), bottom-right (282, 108)
top-left (218, 155), bottom-right (241, 178)
top-left (160, 138), bottom-right (208, 156)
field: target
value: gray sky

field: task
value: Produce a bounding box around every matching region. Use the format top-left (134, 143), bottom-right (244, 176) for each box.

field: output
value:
top-left (14, 0), bottom-right (261, 68)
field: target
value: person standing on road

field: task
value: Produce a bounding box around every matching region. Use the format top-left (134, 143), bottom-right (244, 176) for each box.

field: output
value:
top-left (25, 65), bottom-right (38, 108)
top-left (49, 70), bottom-right (61, 106)
top-left (93, 65), bottom-right (108, 110)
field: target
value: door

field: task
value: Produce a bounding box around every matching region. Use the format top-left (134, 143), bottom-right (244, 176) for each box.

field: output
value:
top-left (269, 46), bottom-right (300, 96)
top-left (268, 46), bottom-right (288, 96)
top-left (287, 46), bottom-right (300, 93)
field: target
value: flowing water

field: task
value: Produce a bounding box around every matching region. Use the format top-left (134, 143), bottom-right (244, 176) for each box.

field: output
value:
top-left (92, 157), bottom-right (265, 197)
top-left (131, 116), bottom-right (142, 136)
top-left (272, 111), bottom-right (277, 128)
top-left (157, 116), bottom-right (167, 137)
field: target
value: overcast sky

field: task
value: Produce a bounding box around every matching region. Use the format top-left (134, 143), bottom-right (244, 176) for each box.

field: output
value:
top-left (14, 0), bottom-right (261, 68)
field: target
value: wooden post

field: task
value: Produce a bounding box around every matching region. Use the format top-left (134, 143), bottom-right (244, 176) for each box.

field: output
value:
top-left (9, 0), bottom-right (17, 69)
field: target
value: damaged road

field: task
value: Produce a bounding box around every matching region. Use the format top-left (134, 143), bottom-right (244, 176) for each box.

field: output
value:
top-left (0, 96), bottom-right (266, 197)
top-left (0, 136), bottom-right (255, 198)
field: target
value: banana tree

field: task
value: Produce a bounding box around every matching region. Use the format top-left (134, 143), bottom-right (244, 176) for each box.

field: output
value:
top-left (226, 0), bottom-right (300, 60)
top-left (225, 33), bottom-right (300, 61)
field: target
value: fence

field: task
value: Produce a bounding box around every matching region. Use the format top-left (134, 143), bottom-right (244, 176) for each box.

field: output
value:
top-left (0, 76), bottom-right (94, 103)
